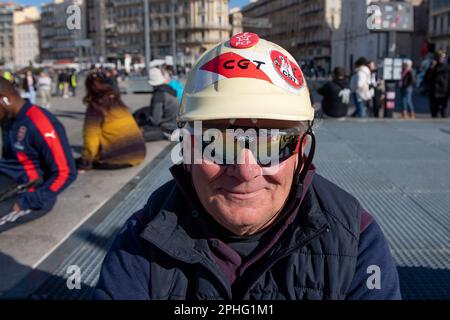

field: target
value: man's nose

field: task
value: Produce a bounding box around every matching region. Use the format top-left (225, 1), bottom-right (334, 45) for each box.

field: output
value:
top-left (226, 148), bottom-right (261, 182)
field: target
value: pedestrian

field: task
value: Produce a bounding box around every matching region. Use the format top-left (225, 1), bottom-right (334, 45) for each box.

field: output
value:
top-left (94, 34), bottom-right (401, 300)
top-left (49, 69), bottom-right (58, 96)
top-left (77, 72), bottom-right (146, 171)
top-left (21, 70), bottom-right (37, 104)
top-left (0, 77), bottom-right (77, 233)
top-left (424, 50), bottom-right (449, 118)
top-left (37, 71), bottom-right (52, 110)
top-left (133, 67), bottom-right (179, 142)
top-left (317, 67), bottom-right (351, 118)
top-left (367, 61), bottom-right (383, 118)
top-left (70, 69), bottom-right (77, 97)
top-left (350, 57), bottom-right (374, 118)
top-left (59, 69), bottom-right (70, 98)
top-left (400, 60), bottom-right (416, 119)
top-left (57, 70), bottom-right (69, 98)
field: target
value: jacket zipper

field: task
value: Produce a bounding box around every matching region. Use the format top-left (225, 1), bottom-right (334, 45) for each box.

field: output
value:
top-left (236, 224), bottom-right (330, 300)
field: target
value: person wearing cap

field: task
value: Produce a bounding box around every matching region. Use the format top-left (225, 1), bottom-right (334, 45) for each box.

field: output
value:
top-left (133, 67), bottom-right (179, 141)
top-left (94, 34), bottom-right (401, 300)
top-left (424, 50), bottom-right (449, 118)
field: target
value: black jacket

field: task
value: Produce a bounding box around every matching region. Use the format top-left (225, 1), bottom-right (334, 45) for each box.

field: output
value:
top-left (425, 63), bottom-right (450, 99)
top-left (317, 79), bottom-right (350, 118)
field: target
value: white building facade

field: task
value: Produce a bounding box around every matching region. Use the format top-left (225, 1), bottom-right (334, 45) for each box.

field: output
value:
top-left (14, 19), bottom-right (40, 67)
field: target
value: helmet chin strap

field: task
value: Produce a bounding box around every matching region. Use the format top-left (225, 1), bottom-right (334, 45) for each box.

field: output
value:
top-left (294, 121), bottom-right (316, 197)
top-left (279, 121), bottom-right (316, 219)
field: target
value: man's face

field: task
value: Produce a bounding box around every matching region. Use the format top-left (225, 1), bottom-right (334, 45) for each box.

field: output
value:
top-left (190, 119), bottom-right (306, 236)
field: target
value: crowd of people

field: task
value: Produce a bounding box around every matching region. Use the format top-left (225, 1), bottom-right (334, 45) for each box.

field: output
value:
top-left (0, 63), bottom-right (183, 233)
top-left (0, 68), bottom-right (79, 108)
top-left (317, 51), bottom-right (450, 119)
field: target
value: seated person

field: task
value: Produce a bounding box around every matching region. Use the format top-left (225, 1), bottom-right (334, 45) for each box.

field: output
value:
top-left (317, 67), bottom-right (351, 118)
top-left (133, 68), bottom-right (179, 142)
top-left (0, 78), bottom-right (77, 232)
top-left (77, 72), bottom-right (146, 171)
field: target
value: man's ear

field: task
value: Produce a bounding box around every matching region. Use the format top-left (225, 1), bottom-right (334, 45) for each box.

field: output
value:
top-left (300, 134), bottom-right (310, 156)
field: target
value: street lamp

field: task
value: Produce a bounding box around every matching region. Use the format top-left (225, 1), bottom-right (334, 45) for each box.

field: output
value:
top-left (171, 0), bottom-right (177, 75)
top-left (144, 0), bottom-right (151, 78)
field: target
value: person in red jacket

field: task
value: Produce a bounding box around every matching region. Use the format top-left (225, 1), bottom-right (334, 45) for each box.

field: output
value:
top-left (0, 77), bottom-right (77, 232)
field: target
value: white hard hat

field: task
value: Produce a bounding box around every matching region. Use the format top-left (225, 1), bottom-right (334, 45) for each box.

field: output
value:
top-left (179, 32), bottom-right (314, 123)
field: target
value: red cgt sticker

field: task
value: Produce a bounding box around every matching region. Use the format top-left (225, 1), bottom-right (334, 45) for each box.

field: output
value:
top-left (200, 52), bottom-right (271, 83)
top-left (230, 32), bottom-right (260, 49)
top-left (270, 50), bottom-right (304, 89)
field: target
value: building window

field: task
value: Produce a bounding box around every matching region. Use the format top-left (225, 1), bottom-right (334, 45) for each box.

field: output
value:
top-left (201, 15), bottom-right (205, 26)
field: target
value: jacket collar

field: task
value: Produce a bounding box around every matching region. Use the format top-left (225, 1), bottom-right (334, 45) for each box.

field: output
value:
top-left (13, 99), bottom-right (33, 123)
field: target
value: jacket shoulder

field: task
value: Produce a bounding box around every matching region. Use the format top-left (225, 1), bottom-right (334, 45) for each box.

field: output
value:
top-left (134, 180), bottom-right (180, 225)
top-left (311, 174), bottom-right (362, 239)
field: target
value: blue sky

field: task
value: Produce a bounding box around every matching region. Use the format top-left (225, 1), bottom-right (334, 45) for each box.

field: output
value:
top-left (12, 0), bottom-right (251, 9)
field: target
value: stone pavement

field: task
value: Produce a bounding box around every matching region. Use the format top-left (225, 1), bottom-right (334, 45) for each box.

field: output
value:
top-left (314, 119), bottom-right (450, 299)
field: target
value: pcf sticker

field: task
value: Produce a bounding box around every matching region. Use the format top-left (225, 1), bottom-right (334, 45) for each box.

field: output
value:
top-left (230, 32), bottom-right (260, 49)
top-left (270, 50), bottom-right (304, 90)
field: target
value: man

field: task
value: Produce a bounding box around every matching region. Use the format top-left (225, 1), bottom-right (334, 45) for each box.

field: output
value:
top-left (367, 61), bottom-right (383, 118)
top-left (400, 60), bottom-right (416, 119)
top-left (0, 78), bottom-right (77, 232)
top-left (350, 57), bottom-right (374, 118)
top-left (95, 34), bottom-right (401, 300)
top-left (425, 50), bottom-right (449, 118)
top-left (69, 69), bottom-right (78, 97)
top-left (37, 71), bottom-right (52, 110)
top-left (317, 67), bottom-right (351, 118)
top-left (133, 67), bottom-right (179, 142)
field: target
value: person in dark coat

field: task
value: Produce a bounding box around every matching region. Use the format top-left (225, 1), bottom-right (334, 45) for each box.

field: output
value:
top-left (424, 51), bottom-right (450, 118)
top-left (133, 68), bottom-right (179, 142)
top-left (317, 67), bottom-right (351, 118)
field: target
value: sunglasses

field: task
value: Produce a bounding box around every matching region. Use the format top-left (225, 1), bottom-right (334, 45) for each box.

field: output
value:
top-left (186, 126), bottom-right (303, 167)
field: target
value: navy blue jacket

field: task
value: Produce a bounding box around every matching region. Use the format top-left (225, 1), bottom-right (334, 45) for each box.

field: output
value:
top-left (0, 101), bottom-right (77, 211)
top-left (94, 165), bottom-right (401, 300)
